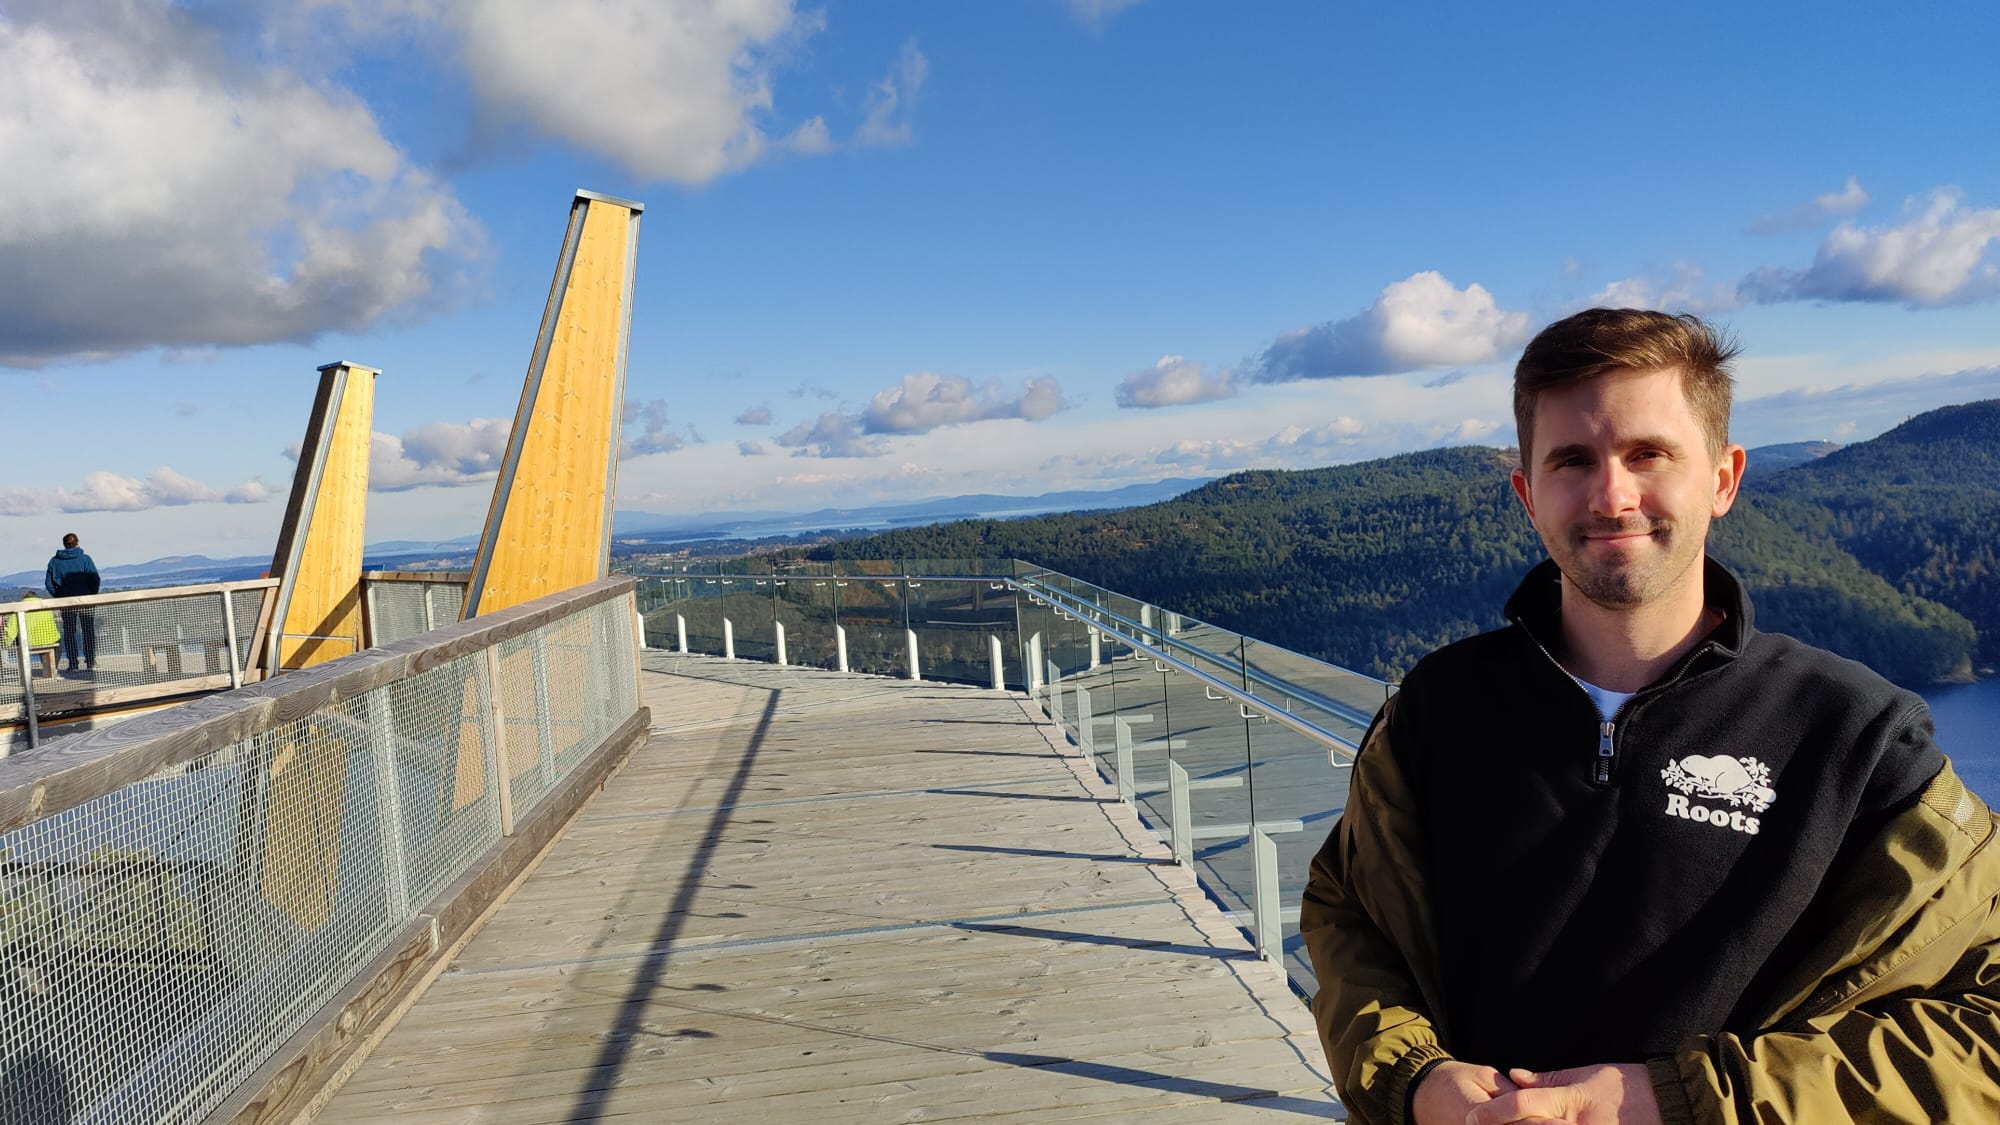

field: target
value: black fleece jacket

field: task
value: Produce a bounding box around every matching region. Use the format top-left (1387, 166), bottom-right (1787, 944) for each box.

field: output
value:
top-left (1391, 558), bottom-right (1943, 1071)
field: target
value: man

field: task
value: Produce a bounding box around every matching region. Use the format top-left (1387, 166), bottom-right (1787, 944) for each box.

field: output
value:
top-left (1299, 308), bottom-right (2000, 1124)
top-left (45, 532), bottom-right (100, 673)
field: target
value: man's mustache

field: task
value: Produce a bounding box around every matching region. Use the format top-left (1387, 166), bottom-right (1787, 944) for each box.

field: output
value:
top-left (1574, 519), bottom-right (1668, 539)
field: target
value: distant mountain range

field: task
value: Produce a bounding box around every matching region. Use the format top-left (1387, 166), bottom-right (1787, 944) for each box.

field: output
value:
top-left (2, 477), bottom-right (1212, 592)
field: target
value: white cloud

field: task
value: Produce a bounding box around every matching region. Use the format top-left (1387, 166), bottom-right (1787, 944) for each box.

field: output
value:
top-left (855, 38), bottom-right (927, 149)
top-left (621, 399), bottom-right (688, 459)
top-left (1063, 0), bottom-right (1145, 28)
top-left (863, 373), bottom-right (1067, 433)
top-left (1252, 272), bottom-right (1531, 381)
top-left (440, 0), bottom-right (823, 183)
top-left (737, 440), bottom-right (769, 456)
top-left (0, 467), bottom-right (272, 516)
top-left (736, 404), bottom-right (774, 425)
top-left (1584, 263), bottom-right (1741, 315)
top-left (370, 417), bottom-right (511, 491)
top-left (0, 0), bottom-right (479, 366)
top-left (1271, 417), bottom-right (1367, 450)
top-left (773, 372), bottom-right (1067, 458)
top-left (1115, 355), bottom-right (1238, 408)
top-left (1740, 188), bottom-right (2000, 307)
top-left (775, 412), bottom-right (886, 458)
top-left (1733, 365), bottom-right (2000, 448)
top-left (1749, 176), bottom-right (1871, 235)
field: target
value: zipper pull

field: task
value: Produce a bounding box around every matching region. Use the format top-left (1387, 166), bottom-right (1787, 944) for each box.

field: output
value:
top-left (1596, 720), bottom-right (1615, 783)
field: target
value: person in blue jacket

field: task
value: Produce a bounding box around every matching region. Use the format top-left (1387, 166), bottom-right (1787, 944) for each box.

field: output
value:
top-left (45, 533), bottom-right (100, 673)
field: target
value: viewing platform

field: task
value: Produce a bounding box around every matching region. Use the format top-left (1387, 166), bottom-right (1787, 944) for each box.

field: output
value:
top-left (315, 655), bottom-right (1338, 1122)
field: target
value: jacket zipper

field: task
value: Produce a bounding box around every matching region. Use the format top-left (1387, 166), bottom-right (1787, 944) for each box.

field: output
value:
top-left (1514, 621), bottom-right (1721, 788)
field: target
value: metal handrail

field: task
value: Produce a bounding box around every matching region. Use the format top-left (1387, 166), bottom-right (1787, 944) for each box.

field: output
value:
top-left (1018, 577), bottom-right (1361, 761)
top-left (1013, 575), bottom-right (1383, 732)
top-left (0, 576), bottom-right (277, 616)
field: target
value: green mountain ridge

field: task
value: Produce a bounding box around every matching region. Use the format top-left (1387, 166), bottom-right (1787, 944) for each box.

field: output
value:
top-left (797, 400), bottom-right (2000, 688)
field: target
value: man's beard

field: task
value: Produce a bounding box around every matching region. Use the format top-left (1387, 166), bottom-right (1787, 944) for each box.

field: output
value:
top-left (1554, 517), bottom-right (1701, 610)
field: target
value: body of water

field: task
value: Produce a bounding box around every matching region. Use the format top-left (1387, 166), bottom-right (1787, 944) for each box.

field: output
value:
top-left (1921, 678), bottom-right (2000, 803)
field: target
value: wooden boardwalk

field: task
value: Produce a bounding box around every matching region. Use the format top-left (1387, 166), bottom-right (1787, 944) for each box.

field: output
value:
top-left (315, 655), bottom-right (1340, 1123)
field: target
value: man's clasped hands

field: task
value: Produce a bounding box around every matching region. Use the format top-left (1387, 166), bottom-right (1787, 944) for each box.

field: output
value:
top-left (1414, 1060), bottom-right (1664, 1125)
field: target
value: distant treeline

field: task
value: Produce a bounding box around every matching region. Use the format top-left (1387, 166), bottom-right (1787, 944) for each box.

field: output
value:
top-left (784, 399), bottom-right (2000, 688)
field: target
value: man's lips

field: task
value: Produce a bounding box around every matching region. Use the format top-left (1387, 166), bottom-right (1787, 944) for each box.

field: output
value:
top-left (1579, 527), bottom-right (1658, 545)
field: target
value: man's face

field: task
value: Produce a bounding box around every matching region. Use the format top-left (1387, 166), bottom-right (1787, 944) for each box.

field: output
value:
top-left (1509, 366), bottom-right (1744, 611)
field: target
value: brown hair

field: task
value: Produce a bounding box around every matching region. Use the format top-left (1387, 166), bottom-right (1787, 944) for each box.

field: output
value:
top-left (62, 533), bottom-right (79, 548)
top-left (1513, 308), bottom-right (1739, 473)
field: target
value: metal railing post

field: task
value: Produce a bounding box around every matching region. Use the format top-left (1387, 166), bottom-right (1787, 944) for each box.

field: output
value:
top-left (530, 638), bottom-right (556, 789)
top-left (1046, 659), bottom-right (1063, 729)
top-left (988, 634), bottom-right (1004, 692)
top-left (1076, 685), bottom-right (1094, 759)
top-left (1252, 826), bottom-right (1282, 962)
top-left (366, 690), bottom-right (412, 919)
top-left (484, 647), bottom-right (517, 835)
top-left (220, 590), bottom-right (243, 689)
top-left (676, 614), bottom-right (688, 654)
top-left (11, 610), bottom-right (35, 752)
top-left (1089, 628), bottom-right (1101, 669)
top-left (836, 625), bottom-right (849, 673)
top-left (1169, 761), bottom-right (1194, 866)
top-left (1114, 718), bottom-right (1135, 803)
top-left (774, 621), bottom-right (787, 666)
top-left (422, 584), bottom-right (438, 634)
top-left (723, 618), bottom-right (735, 660)
top-left (906, 629), bottom-right (920, 681)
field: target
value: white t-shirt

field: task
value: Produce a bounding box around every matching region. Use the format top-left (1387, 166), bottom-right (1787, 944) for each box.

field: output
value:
top-left (1578, 677), bottom-right (1636, 722)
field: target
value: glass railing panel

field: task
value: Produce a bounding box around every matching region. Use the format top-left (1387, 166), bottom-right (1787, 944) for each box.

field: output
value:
top-left (1083, 629), bottom-right (1157, 808)
top-left (1155, 642), bottom-right (1256, 919)
top-left (1240, 639), bottom-right (1388, 750)
top-left (909, 578), bottom-right (1020, 688)
top-left (732, 581), bottom-right (778, 662)
top-left (1244, 692), bottom-right (1355, 987)
top-left (679, 578), bottom-right (731, 655)
top-left (908, 579), bottom-right (975, 684)
top-left (837, 577), bottom-right (909, 677)
top-left (777, 578), bottom-right (839, 671)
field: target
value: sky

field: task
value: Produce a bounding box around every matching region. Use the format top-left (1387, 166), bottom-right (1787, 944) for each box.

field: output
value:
top-left (3, 0), bottom-right (1999, 575)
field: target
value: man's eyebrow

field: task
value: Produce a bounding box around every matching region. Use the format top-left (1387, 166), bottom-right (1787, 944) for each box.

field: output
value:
top-left (1540, 442), bottom-right (1591, 467)
top-left (1540, 435), bottom-right (1689, 467)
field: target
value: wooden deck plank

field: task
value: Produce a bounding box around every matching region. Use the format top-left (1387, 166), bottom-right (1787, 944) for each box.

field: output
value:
top-left (315, 656), bottom-right (1339, 1122)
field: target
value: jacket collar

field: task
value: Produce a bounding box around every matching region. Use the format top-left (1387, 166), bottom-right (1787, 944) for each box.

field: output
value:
top-left (1503, 555), bottom-right (1754, 667)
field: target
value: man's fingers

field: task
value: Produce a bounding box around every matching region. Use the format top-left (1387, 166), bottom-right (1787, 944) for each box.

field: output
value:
top-left (1465, 1087), bottom-right (1578, 1125)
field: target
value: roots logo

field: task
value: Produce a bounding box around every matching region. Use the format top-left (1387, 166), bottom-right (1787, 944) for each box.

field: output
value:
top-left (1661, 754), bottom-right (1776, 835)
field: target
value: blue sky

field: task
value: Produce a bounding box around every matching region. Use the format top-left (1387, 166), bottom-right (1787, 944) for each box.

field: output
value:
top-left (3, 0), bottom-right (1999, 575)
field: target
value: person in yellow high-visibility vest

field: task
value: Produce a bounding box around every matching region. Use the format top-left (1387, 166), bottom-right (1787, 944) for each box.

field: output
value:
top-left (3, 593), bottom-right (64, 674)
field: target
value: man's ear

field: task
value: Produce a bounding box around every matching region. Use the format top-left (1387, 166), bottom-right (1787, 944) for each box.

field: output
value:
top-left (1711, 444), bottom-right (1747, 517)
top-left (1510, 464), bottom-right (1536, 520)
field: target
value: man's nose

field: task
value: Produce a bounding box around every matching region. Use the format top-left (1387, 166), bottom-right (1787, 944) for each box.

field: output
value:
top-left (1590, 461), bottom-right (1640, 516)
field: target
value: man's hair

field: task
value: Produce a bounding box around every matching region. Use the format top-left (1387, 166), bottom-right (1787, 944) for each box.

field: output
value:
top-left (61, 533), bottom-right (78, 548)
top-left (1513, 308), bottom-right (1740, 471)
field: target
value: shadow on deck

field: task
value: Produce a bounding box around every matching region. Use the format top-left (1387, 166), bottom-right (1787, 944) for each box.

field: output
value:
top-left (315, 654), bottom-right (1340, 1122)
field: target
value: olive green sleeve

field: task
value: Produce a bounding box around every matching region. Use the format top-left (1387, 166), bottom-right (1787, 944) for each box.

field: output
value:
top-left (1299, 700), bottom-right (1451, 1125)
top-left (1657, 769), bottom-right (2000, 1124)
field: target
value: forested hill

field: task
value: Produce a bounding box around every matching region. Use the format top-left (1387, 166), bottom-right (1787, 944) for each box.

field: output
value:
top-left (798, 400), bottom-right (1999, 687)
top-left (1743, 399), bottom-right (2000, 668)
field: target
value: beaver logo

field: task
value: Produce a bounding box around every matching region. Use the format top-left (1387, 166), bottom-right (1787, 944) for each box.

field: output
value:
top-left (1660, 754), bottom-right (1776, 835)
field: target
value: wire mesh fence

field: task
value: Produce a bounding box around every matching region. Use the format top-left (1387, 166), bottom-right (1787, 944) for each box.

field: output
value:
top-left (361, 576), bottom-right (469, 648)
top-left (4, 583), bottom-right (277, 755)
top-left (0, 583), bottom-right (639, 1123)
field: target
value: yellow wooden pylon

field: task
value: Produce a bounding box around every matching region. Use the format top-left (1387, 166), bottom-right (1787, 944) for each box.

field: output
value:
top-left (464, 190), bottom-right (645, 618)
top-left (266, 361), bottom-right (377, 672)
